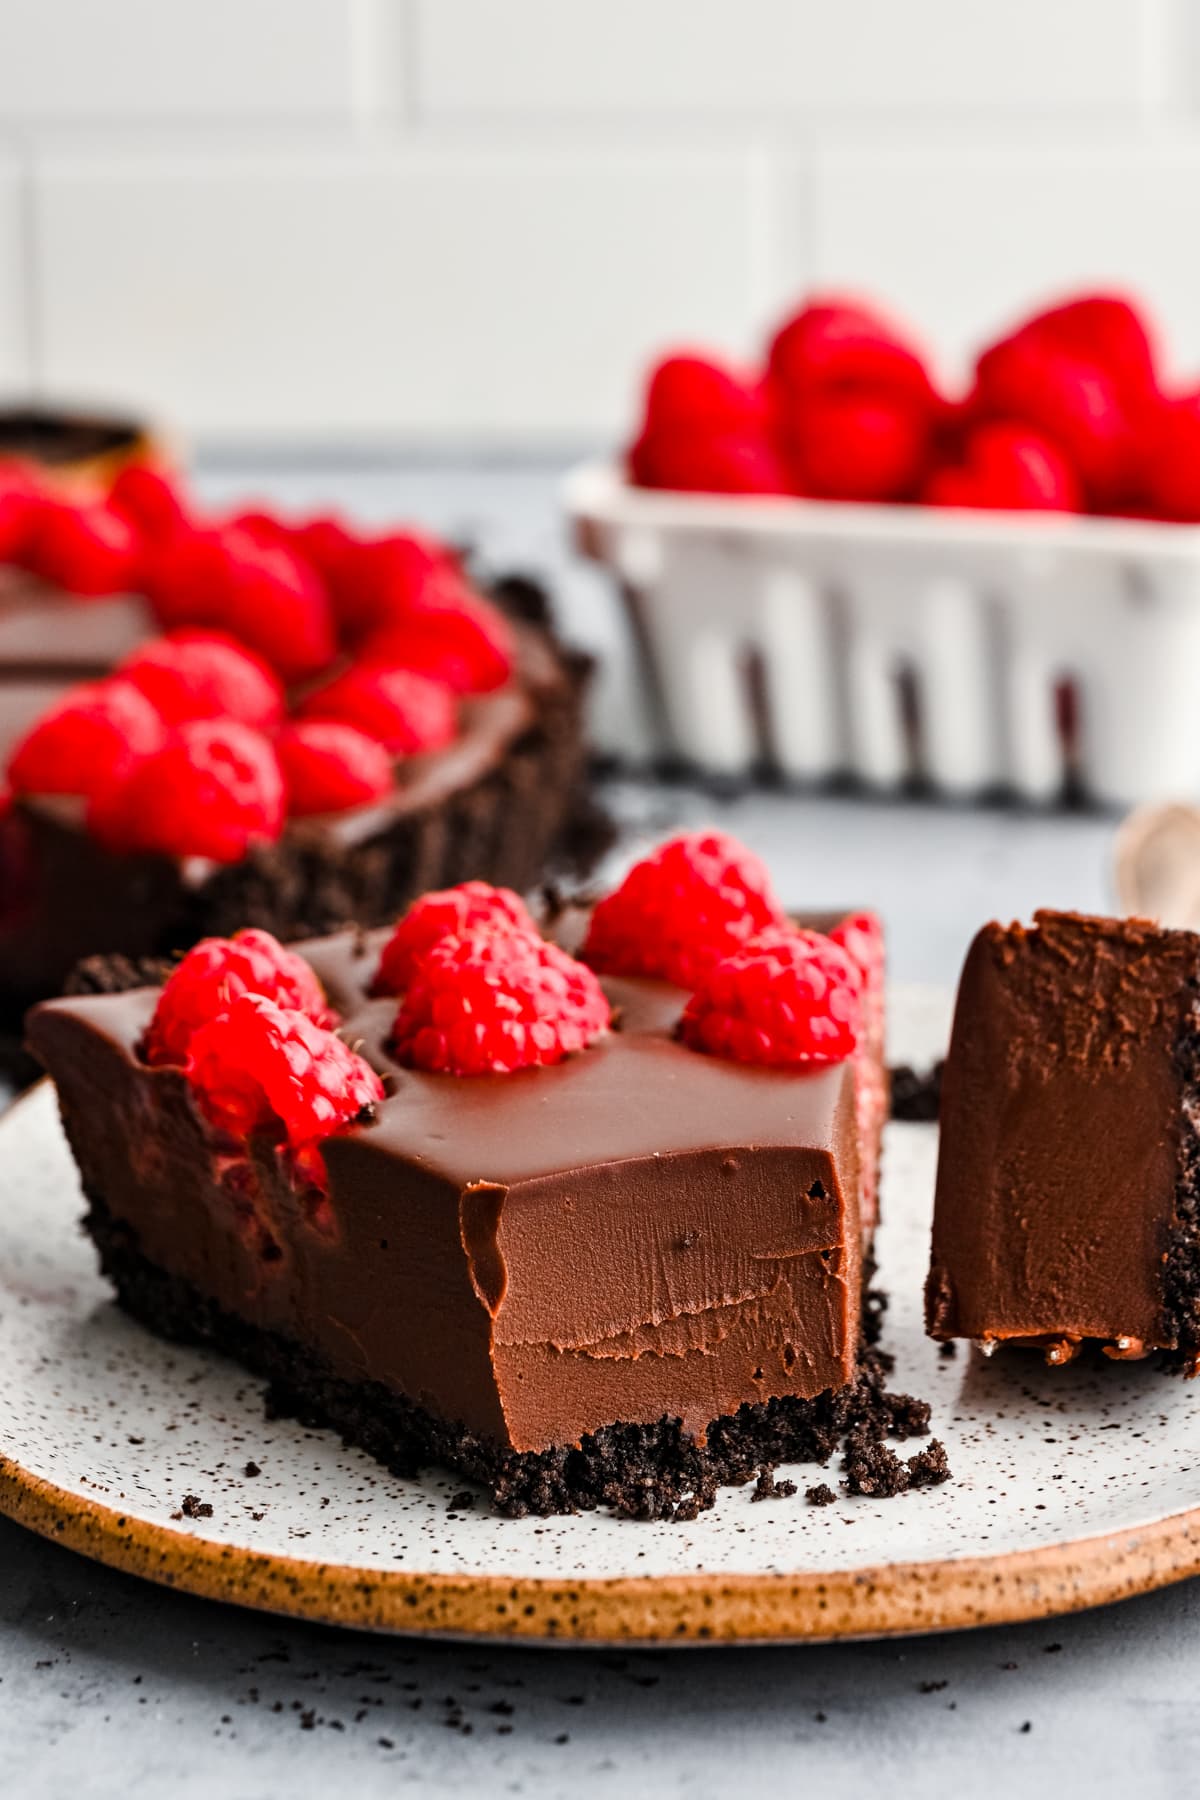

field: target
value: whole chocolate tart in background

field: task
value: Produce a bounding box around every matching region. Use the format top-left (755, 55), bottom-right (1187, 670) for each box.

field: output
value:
top-left (0, 401), bottom-right (162, 486)
top-left (927, 909), bottom-right (1200, 1371)
top-left (0, 461), bottom-right (603, 1078)
top-left (27, 874), bottom-right (948, 1518)
top-left (0, 593), bottom-right (594, 1019)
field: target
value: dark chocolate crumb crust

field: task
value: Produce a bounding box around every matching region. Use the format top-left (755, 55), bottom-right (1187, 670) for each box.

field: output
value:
top-left (889, 1061), bottom-right (943, 1123)
top-left (1161, 988), bottom-right (1200, 1371)
top-left (85, 1192), bottom-right (949, 1521)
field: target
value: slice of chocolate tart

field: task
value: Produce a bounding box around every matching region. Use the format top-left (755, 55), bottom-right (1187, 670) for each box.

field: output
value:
top-left (927, 909), bottom-right (1200, 1371)
top-left (30, 838), bottom-right (946, 1516)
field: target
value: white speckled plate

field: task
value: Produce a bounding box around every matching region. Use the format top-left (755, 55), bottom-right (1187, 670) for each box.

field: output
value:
top-left (3, 985), bottom-right (1200, 1645)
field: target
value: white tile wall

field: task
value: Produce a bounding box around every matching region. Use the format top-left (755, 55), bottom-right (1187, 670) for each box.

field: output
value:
top-left (415, 0), bottom-right (1156, 118)
top-left (803, 146), bottom-right (1200, 388)
top-left (0, 161), bottom-right (29, 388)
top-left (35, 151), bottom-right (760, 438)
top-left (0, 0), bottom-right (358, 123)
top-left (1, 0), bottom-right (1199, 439)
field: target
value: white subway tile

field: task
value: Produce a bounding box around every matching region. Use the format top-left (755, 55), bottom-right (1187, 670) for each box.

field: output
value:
top-left (34, 149), bottom-right (761, 439)
top-left (0, 0), bottom-right (357, 123)
top-left (0, 160), bottom-right (29, 388)
top-left (415, 0), bottom-right (1154, 118)
top-left (790, 146), bottom-right (1200, 389)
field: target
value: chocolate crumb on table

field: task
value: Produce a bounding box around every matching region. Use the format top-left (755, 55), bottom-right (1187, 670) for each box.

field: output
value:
top-left (889, 1061), bottom-right (943, 1122)
top-left (751, 1465), bottom-right (798, 1502)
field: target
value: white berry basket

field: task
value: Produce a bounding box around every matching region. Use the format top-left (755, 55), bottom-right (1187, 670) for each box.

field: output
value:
top-left (565, 460), bottom-right (1200, 809)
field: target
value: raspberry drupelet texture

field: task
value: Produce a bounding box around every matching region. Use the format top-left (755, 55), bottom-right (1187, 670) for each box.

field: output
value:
top-left (827, 910), bottom-right (885, 991)
top-left (119, 630), bottom-right (284, 730)
top-left (89, 718), bottom-right (285, 863)
top-left (108, 462), bottom-right (189, 542)
top-left (275, 720), bottom-right (395, 816)
top-left (143, 928), bottom-right (336, 1068)
top-left (298, 663), bottom-right (457, 756)
top-left (679, 928), bottom-right (861, 1067)
top-left (582, 830), bottom-right (787, 987)
top-left (360, 582), bottom-right (516, 694)
top-left (18, 498), bottom-right (138, 596)
top-left (142, 523), bottom-right (337, 683)
top-left (391, 928), bottom-right (611, 1075)
top-left (186, 993), bottom-right (384, 1146)
top-left (372, 880), bottom-right (536, 996)
top-left (7, 677), bottom-right (168, 799)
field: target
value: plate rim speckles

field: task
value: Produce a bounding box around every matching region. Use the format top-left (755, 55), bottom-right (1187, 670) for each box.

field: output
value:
top-left (5, 1449), bottom-right (1200, 1645)
top-left (5, 984), bottom-right (1200, 1646)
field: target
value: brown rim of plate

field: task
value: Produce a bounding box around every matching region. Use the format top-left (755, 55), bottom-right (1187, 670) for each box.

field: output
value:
top-left (2, 1451), bottom-right (1200, 1645)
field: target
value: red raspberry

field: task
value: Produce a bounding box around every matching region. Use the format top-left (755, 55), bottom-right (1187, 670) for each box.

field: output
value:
top-left (1144, 392), bottom-right (1200, 520)
top-left (360, 581), bottom-right (516, 694)
top-left (186, 993), bottom-right (384, 1147)
top-left (143, 524), bottom-right (336, 682)
top-left (119, 630), bottom-right (284, 729)
top-left (779, 393), bottom-right (931, 502)
top-left (582, 831), bottom-right (787, 987)
top-left (288, 513), bottom-right (364, 617)
top-left (324, 530), bottom-right (455, 640)
top-left (108, 463), bottom-right (190, 542)
top-left (373, 880), bottom-right (535, 995)
top-left (767, 296), bottom-right (935, 407)
top-left (19, 499), bottom-right (137, 596)
top-left (827, 911), bottom-right (884, 992)
top-left (923, 422), bottom-right (1081, 512)
top-left (276, 720), bottom-right (394, 816)
top-left (0, 463), bottom-right (45, 561)
top-left (641, 352), bottom-right (767, 437)
top-left (299, 663), bottom-right (456, 755)
top-left (222, 509), bottom-right (286, 545)
top-left (90, 719), bottom-right (284, 862)
top-left (628, 428), bottom-right (787, 496)
top-left (7, 677), bottom-right (169, 799)
top-left (144, 928), bottom-right (336, 1067)
top-left (679, 928), bottom-right (861, 1067)
top-left (968, 333), bottom-right (1133, 509)
top-left (391, 928), bottom-right (610, 1075)
top-left (1001, 293), bottom-right (1158, 419)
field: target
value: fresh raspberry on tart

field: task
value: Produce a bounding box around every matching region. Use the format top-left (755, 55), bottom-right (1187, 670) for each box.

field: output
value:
top-left (373, 880), bottom-right (536, 995)
top-left (18, 498), bottom-right (139, 597)
top-left (679, 927), bottom-right (862, 1067)
top-left (89, 718), bottom-right (285, 863)
top-left (186, 993), bottom-right (383, 1146)
top-left (582, 830), bottom-right (787, 987)
top-left (108, 463), bottom-right (190, 543)
top-left (143, 927), bottom-right (336, 1067)
top-left (360, 580), bottom-right (516, 694)
top-left (7, 677), bottom-right (169, 799)
top-left (119, 630), bottom-right (284, 730)
top-left (391, 927), bottom-right (610, 1075)
top-left (275, 719), bottom-right (395, 816)
top-left (827, 911), bottom-right (885, 992)
top-left (298, 663), bottom-right (457, 755)
top-left (142, 523), bottom-right (336, 683)
top-left (326, 530), bottom-right (458, 641)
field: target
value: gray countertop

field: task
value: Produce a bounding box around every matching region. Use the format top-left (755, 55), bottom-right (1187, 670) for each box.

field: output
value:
top-left (0, 457), bottom-right (1173, 1799)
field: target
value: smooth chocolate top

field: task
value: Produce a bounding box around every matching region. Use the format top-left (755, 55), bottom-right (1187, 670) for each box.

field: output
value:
top-left (927, 909), bottom-right (1200, 1353)
top-left (30, 912), bottom-right (878, 1451)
